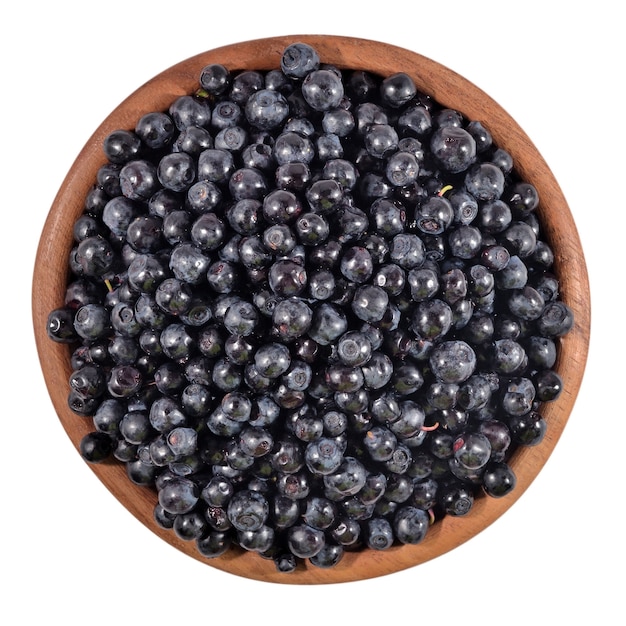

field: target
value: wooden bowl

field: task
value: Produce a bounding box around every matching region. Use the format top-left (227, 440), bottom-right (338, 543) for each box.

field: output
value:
top-left (32, 34), bottom-right (591, 584)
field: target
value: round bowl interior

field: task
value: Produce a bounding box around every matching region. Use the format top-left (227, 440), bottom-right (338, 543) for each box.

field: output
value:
top-left (32, 34), bottom-right (590, 584)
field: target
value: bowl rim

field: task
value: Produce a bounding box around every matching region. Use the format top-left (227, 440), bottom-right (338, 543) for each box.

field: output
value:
top-left (32, 34), bottom-right (591, 584)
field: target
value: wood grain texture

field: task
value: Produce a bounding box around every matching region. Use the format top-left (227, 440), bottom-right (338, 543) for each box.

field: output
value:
top-left (31, 35), bottom-right (591, 584)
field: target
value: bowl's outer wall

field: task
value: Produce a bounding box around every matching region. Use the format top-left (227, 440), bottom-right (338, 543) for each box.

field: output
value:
top-left (32, 35), bottom-right (590, 584)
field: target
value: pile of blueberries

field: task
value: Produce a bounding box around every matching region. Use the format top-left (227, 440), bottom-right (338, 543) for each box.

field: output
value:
top-left (46, 42), bottom-right (574, 572)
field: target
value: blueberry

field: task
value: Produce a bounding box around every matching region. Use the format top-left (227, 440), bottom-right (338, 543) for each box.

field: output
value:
top-left (156, 151), bottom-right (196, 193)
top-left (254, 342), bottom-right (291, 379)
top-left (340, 246), bottom-right (374, 283)
top-left (73, 303), bottom-right (110, 341)
top-left (268, 259), bottom-right (307, 297)
top-left (536, 301), bottom-right (574, 337)
top-left (301, 69), bottom-right (345, 112)
top-left (430, 126), bottom-right (476, 173)
top-left (47, 307), bottom-right (78, 343)
top-left (508, 411), bottom-right (547, 446)
top-left (323, 456), bottom-right (367, 497)
top-left (272, 297), bottom-right (313, 341)
top-left (287, 523), bottom-right (325, 559)
top-left (465, 162), bottom-right (505, 201)
top-left (393, 506), bottom-right (430, 544)
top-left (351, 285), bottom-right (389, 323)
top-left (380, 72), bottom-right (417, 108)
top-left (309, 544), bottom-right (344, 569)
top-left (245, 88), bottom-right (290, 130)
top-left (430, 340), bottom-right (477, 384)
top-left (199, 63), bottom-right (231, 96)
top-left (158, 477), bottom-right (200, 515)
top-left (389, 233), bottom-right (425, 269)
top-left (410, 298), bottom-right (453, 341)
top-left (482, 461), bottom-right (517, 498)
top-left (196, 532), bottom-right (231, 558)
top-left (169, 94), bottom-right (212, 130)
top-left (197, 148), bottom-right (235, 184)
top-left (295, 212), bottom-right (330, 246)
top-left (75, 235), bottom-right (116, 277)
top-left (103, 129), bottom-right (142, 165)
top-left (273, 131), bottom-right (315, 165)
top-left (280, 42), bottom-right (320, 79)
top-left (263, 188), bottom-right (303, 224)
top-left (191, 212), bottom-right (226, 251)
top-left (453, 432), bottom-right (492, 470)
top-left (79, 432), bottom-right (114, 463)
top-left (534, 369), bottom-right (563, 402)
top-left (438, 482), bottom-right (475, 516)
top-left (119, 159), bottom-right (160, 201)
top-left (366, 517), bottom-right (394, 550)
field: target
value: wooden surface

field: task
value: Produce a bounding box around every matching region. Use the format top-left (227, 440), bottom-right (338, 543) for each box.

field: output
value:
top-left (31, 35), bottom-right (591, 584)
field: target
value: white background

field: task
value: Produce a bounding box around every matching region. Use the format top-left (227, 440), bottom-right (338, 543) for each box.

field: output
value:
top-left (3, 2), bottom-right (621, 624)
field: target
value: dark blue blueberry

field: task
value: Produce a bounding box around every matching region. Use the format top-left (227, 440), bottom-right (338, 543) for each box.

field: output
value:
top-left (47, 307), bottom-right (78, 343)
top-left (157, 151), bottom-right (196, 192)
top-left (301, 69), bottom-right (345, 112)
top-left (199, 63), bottom-right (231, 96)
top-left (158, 477), bottom-right (200, 515)
top-left (119, 159), bottom-right (160, 201)
top-left (268, 259), bottom-right (307, 297)
top-left (79, 431), bottom-right (114, 463)
top-left (245, 88), bottom-right (290, 130)
top-left (429, 340), bottom-right (477, 384)
top-left (536, 301), bottom-right (574, 337)
top-left (173, 125), bottom-right (214, 158)
top-left (364, 123), bottom-right (399, 159)
top-left (482, 461), bottom-right (516, 498)
top-left (73, 303), bottom-right (110, 341)
top-left (273, 131), bottom-right (315, 166)
top-left (197, 148), bottom-right (235, 185)
top-left (74, 235), bottom-right (116, 277)
top-left (393, 506), bottom-right (430, 544)
top-left (351, 285), bottom-right (389, 323)
top-left (287, 523), bottom-right (325, 559)
top-left (430, 126), bottom-right (476, 173)
top-left (465, 162), bottom-right (505, 201)
top-left (229, 70), bottom-right (264, 106)
top-left (280, 42), bottom-right (320, 79)
top-left (366, 517), bottom-right (394, 550)
top-left (103, 129), bottom-right (142, 164)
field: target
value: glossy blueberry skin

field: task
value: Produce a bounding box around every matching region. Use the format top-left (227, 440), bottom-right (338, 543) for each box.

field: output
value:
top-left (272, 297), bottom-right (313, 341)
top-left (103, 129), bottom-right (142, 165)
top-left (79, 432), bottom-right (114, 463)
top-left (380, 72), bottom-right (417, 108)
top-left (169, 94), bottom-right (212, 130)
top-left (482, 461), bottom-right (517, 498)
top-left (245, 88), bottom-right (290, 130)
top-left (280, 42), bottom-right (320, 78)
top-left (351, 285), bottom-right (389, 323)
top-left (465, 162), bottom-right (505, 201)
top-left (273, 131), bottom-right (315, 166)
top-left (366, 517), bottom-right (394, 550)
top-left (287, 523), bottom-right (326, 559)
top-left (225, 489), bottom-right (269, 532)
top-left (301, 69), bottom-right (345, 111)
top-left (199, 63), bottom-right (231, 96)
top-left (394, 506), bottom-right (430, 544)
top-left (429, 340), bottom-right (477, 384)
top-left (430, 126), bottom-right (476, 173)
top-left (158, 477), bottom-right (200, 515)
top-left (155, 152), bottom-right (196, 193)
